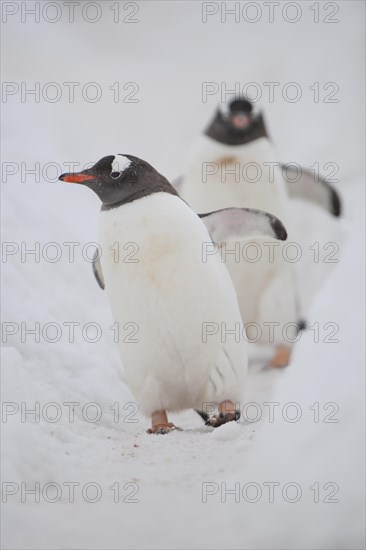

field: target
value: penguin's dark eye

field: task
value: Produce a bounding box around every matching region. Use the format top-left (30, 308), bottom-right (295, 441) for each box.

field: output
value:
top-left (111, 171), bottom-right (122, 179)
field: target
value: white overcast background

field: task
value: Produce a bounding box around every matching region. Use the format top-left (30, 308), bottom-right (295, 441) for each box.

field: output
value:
top-left (1, 1), bottom-right (365, 549)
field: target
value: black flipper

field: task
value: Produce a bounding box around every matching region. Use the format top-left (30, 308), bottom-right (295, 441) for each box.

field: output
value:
top-left (195, 409), bottom-right (211, 425)
top-left (92, 248), bottom-right (105, 290)
top-left (199, 207), bottom-right (287, 243)
top-left (281, 164), bottom-right (341, 217)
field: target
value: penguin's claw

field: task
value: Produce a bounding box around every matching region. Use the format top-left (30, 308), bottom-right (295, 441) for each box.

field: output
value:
top-left (206, 410), bottom-right (240, 428)
top-left (147, 423), bottom-right (182, 435)
top-left (269, 345), bottom-right (292, 368)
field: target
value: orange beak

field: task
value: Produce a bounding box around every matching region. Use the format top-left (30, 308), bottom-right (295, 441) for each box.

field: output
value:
top-left (59, 173), bottom-right (95, 183)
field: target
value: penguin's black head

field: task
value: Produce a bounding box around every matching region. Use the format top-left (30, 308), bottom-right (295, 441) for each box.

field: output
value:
top-left (59, 154), bottom-right (177, 208)
top-left (225, 97), bottom-right (253, 130)
top-left (205, 96), bottom-right (267, 146)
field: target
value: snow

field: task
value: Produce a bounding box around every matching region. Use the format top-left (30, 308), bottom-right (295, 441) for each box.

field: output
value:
top-left (1, 2), bottom-right (365, 548)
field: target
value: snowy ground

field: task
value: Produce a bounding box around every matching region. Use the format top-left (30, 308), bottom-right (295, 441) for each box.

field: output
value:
top-left (1, 2), bottom-right (365, 549)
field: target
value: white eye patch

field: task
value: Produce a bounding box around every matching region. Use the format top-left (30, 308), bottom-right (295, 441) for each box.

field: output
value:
top-left (111, 154), bottom-right (132, 177)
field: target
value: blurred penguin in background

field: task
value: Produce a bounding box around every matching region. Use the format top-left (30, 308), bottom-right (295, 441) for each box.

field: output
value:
top-left (176, 97), bottom-right (343, 367)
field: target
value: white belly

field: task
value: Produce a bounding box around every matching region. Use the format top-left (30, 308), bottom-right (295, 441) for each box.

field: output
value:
top-left (181, 136), bottom-right (289, 218)
top-left (180, 136), bottom-right (297, 345)
top-left (99, 193), bottom-right (247, 415)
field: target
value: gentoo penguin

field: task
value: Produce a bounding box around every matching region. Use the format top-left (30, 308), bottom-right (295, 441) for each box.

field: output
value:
top-left (176, 97), bottom-right (342, 368)
top-left (59, 154), bottom-right (287, 433)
